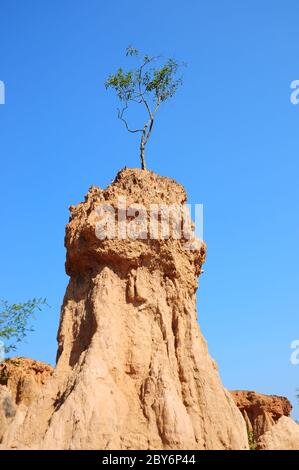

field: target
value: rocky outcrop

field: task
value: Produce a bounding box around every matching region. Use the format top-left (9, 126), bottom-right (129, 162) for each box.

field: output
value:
top-left (0, 357), bottom-right (53, 407)
top-left (231, 390), bottom-right (292, 439)
top-left (1, 169), bottom-right (248, 450)
top-left (0, 385), bottom-right (16, 441)
top-left (257, 416), bottom-right (299, 450)
top-left (231, 390), bottom-right (299, 450)
top-left (0, 358), bottom-right (53, 441)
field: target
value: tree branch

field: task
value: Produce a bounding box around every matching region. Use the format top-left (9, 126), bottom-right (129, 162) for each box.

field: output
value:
top-left (144, 97), bottom-right (161, 145)
top-left (117, 104), bottom-right (143, 133)
top-left (137, 62), bottom-right (154, 120)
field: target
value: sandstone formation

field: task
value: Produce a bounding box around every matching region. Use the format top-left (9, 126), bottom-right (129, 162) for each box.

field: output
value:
top-left (257, 416), bottom-right (299, 450)
top-left (0, 385), bottom-right (15, 442)
top-left (231, 390), bottom-right (292, 439)
top-left (1, 169), bottom-right (248, 450)
top-left (231, 390), bottom-right (299, 450)
top-left (0, 357), bottom-right (53, 407)
top-left (0, 358), bottom-right (53, 441)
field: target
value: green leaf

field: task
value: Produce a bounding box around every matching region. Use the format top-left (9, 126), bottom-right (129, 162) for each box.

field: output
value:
top-left (0, 298), bottom-right (48, 352)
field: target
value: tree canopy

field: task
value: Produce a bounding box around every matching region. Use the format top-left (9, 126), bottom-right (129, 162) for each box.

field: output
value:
top-left (105, 46), bottom-right (184, 170)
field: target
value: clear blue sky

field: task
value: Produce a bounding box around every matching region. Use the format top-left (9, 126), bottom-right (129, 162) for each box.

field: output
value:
top-left (1, 0), bottom-right (298, 419)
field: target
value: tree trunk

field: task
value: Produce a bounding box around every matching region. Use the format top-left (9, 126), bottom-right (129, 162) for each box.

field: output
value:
top-left (140, 135), bottom-right (146, 170)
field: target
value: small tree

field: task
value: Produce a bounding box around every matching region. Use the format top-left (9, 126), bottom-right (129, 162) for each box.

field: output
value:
top-left (0, 298), bottom-right (47, 354)
top-left (105, 46), bottom-right (184, 170)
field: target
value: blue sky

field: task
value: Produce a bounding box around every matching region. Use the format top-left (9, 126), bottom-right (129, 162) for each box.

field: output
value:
top-left (0, 0), bottom-right (298, 419)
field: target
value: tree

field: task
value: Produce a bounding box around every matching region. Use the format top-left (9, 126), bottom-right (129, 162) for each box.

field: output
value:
top-left (0, 298), bottom-right (47, 354)
top-left (105, 46), bottom-right (184, 170)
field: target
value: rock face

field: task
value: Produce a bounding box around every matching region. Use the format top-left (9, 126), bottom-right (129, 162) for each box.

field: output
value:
top-left (0, 358), bottom-right (53, 441)
top-left (231, 390), bottom-right (292, 439)
top-left (231, 390), bottom-right (299, 450)
top-left (0, 385), bottom-right (16, 442)
top-left (1, 169), bottom-right (248, 450)
top-left (0, 358), bottom-right (53, 407)
top-left (257, 416), bottom-right (299, 450)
